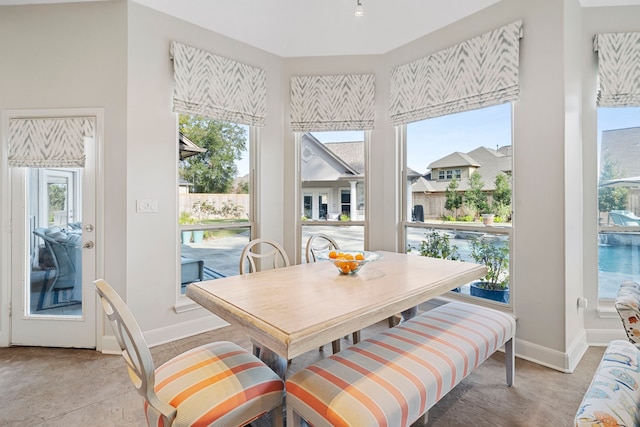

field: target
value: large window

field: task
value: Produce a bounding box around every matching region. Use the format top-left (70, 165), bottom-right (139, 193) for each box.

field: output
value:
top-left (404, 103), bottom-right (513, 305)
top-left (597, 107), bottom-right (640, 300)
top-left (177, 115), bottom-right (252, 295)
top-left (299, 131), bottom-right (366, 260)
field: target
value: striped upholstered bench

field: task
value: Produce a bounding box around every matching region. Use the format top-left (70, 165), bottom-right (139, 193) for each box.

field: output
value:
top-left (285, 301), bottom-right (516, 427)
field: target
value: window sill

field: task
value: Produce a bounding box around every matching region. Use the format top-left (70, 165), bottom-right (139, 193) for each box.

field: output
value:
top-left (596, 299), bottom-right (619, 319)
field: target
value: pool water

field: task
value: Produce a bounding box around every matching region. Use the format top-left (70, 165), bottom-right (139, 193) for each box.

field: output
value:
top-left (598, 244), bottom-right (640, 298)
top-left (599, 244), bottom-right (640, 275)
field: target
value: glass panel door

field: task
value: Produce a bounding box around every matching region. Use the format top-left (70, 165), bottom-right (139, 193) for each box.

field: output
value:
top-left (10, 117), bottom-right (97, 348)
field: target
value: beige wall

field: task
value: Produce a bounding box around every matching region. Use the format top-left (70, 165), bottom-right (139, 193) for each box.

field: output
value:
top-left (2, 0), bottom-right (639, 370)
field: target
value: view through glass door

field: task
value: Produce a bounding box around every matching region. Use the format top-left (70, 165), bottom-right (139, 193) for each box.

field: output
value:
top-left (9, 115), bottom-right (97, 348)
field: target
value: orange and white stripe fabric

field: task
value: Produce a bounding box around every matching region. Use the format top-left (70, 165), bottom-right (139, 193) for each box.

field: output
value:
top-left (147, 341), bottom-right (285, 427)
top-left (285, 302), bottom-right (516, 427)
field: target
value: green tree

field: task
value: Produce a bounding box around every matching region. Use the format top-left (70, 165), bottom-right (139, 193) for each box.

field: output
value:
top-left (464, 171), bottom-right (488, 217)
top-left (179, 115), bottom-right (247, 193)
top-left (444, 177), bottom-right (463, 217)
top-left (598, 154), bottom-right (628, 213)
top-left (492, 173), bottom-right (512, 219)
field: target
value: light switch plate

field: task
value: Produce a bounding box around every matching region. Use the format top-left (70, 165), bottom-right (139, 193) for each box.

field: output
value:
top-left (136, 199), bottom-right (158, 213)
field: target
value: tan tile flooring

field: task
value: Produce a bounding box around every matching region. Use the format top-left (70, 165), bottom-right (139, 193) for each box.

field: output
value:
top-left (1, 318), bottom-right (605, 427)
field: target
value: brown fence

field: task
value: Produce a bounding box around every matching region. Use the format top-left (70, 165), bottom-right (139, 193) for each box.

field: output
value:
top-left (179, 193), bottom-right (250, 220)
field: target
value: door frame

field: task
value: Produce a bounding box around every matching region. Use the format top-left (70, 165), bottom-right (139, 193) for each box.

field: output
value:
top-left (0, 108), bottom-right (105, 348)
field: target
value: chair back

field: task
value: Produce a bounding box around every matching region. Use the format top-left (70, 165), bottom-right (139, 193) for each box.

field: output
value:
top-left (615, 280), bottom-right (640, 344)
top-left (239, 238), bottom-right (290, 274)
top-left (305, 233), bottom-right (340, 263)
top-left (94, 279), bottom-right (177, 425)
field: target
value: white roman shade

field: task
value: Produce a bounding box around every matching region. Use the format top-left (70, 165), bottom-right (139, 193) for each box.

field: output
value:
top-left (8, 117), bottom-right (94, 167)
top-left (290, 74), bottom-right (375, 132)
top-left (389, 20), bottom-right (523, 125)
top-left (594, 32), bottom-right (640, 107)
top-left (170, 41), bottom-right (267, 127)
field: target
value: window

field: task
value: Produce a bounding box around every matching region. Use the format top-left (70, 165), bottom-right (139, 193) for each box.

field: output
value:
top-left (177, 115), bottom-right (252, 295)
top-left (596, 107), bottom-right (640, 300)
top-left (403, 103), bottom-right (513, 304)
top-left (299, 131), bottom-right (367, 260)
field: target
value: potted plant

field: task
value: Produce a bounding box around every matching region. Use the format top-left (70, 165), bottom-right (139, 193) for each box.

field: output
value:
top-left (179, 212), bottom-right (194, 244)
top-left (481, 213), bottom-right (495, 225)
top-left (469, 236), bottom-right (509, 303)
top-left (413, 230), bottom-right (462, 292)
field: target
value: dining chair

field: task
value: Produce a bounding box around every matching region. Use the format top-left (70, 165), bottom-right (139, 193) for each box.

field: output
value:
top-left (239, 238), bottom-right (291, 372)
top-left (93, 279), bottom-right (285, 427)
top-left (305, 233), bottom-right (339, 263)
top-left (305, 234), bottom-right (360, 353)
top-left (239, 238), bottom-right (290, 274)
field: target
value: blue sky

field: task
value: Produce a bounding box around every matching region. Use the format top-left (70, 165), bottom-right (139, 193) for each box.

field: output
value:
top-left (236, 105), bottom-right (638, 176)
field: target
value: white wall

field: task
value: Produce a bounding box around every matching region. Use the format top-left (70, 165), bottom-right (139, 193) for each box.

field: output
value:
top-left (125, 2), bottom-right (285, 337)
top-left (0, 1), bottom-right (128, 345)
top-left (2, 0), bottom-right (639, 370)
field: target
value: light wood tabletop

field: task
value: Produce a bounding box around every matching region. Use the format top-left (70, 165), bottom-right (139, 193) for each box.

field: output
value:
top-left (186, 251), bottom-right (486, 360)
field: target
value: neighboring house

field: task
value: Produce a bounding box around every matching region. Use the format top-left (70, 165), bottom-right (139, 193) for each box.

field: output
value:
top-left (600, 127), bottom-right (640, 216)
top-left (601, 127), bottom-right (640, 178)
top-left (300, 133), bottom-right (364, 220)
top-left (411, 145), bottom-right (512, 219)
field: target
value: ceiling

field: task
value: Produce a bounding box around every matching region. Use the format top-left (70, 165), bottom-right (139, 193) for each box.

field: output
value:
top-left (2, 0), bottom-right (640, 57)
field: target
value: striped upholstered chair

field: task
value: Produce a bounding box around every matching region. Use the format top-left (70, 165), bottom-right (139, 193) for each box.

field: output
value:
top-left (94, 279), bottom-right (284, 427)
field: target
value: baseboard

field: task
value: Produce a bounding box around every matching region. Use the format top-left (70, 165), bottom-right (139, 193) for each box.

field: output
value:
top-left (586, 327), bottom-right (627, 346)
top-left (99, 315), bottom-right (228, 354)
top-left (566, 330), bottom-right (590, 373)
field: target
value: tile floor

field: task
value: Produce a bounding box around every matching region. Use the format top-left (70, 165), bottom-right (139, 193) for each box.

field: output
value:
top-left (1, 318), bottom-right (605, 427)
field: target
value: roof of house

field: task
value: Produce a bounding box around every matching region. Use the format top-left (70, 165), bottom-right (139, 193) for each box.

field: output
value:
top-left (415, 145), bottom-right (512, 193)
top-left (601, 127), bottom-right (640, 178)
top-left (324, 141), bottom-right (364, 174)
top-left (429, 152), bottom-right (480, 169)
top-left (300, 133), bottom-right (361, 182)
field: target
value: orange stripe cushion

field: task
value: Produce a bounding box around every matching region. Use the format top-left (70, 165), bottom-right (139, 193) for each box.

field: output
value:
top-left (286, 302), bottom-right (515, 427)
top-left (148, 341), bottom-right (284, 427)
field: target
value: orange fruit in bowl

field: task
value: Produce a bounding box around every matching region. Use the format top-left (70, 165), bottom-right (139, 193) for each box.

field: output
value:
top-left (355, 253), bottom-right (365, 261)
top-left (328, 250), bottom-right (337, 259)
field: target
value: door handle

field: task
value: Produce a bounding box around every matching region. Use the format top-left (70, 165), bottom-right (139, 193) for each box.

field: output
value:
top-left (83, 241), bottom-right (95, 249)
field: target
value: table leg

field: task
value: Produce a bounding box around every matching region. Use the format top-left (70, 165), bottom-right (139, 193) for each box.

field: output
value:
top-left (401, 306), bottom-right (418, 322)
top-left (253, 346), bottom-right (289, 427)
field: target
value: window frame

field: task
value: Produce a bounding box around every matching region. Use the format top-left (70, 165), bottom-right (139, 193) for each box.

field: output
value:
top-left (295, 131), bottom-right (370, 263)
top-left (398, 104), bottom-right (514, 310)
top-left (175, 122), bottom-right (256, 308)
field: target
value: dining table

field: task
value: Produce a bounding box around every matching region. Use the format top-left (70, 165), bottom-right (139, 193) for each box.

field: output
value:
top-left (186, 250), bottom-right (487, 362)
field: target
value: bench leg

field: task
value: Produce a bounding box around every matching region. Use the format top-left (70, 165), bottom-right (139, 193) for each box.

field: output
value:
top-left (352, 330), bottom-right (361, 344)
top-left (505, 337), bottom-right (514, 386)
top-left (410, 411), bottom-right (428, 426)
top-left (332, 339), bottom-right (341, 354)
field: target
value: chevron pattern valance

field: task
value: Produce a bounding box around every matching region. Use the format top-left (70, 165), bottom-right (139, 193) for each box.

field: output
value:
top-left (290, 74), bottom-right (375, 132)
top-left (170, 41), bottom-right (267, 127)
top-left (594, 32), bottom-right (640, 107)
top-left (389, 20), bottom-right (523, 125)
top-left (8, 117), bottom-right (94, 167)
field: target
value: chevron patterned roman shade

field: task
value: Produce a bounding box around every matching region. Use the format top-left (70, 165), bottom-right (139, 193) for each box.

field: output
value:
top-left (290, 74), bottom-right (375, 132)
top-left (170, 41), bottom-right (267, 127)
top-left (389, 20), bottom-right (523, 125)
top-left (8, 117), bottom-right (94, 167)
top-left (594, 32), bottom-right (640, 107)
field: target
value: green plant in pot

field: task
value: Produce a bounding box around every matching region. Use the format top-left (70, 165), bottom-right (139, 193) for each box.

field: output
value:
top-left (469, 236), bottom-right (509, 303)
top-left (414, 230), bottom-right (462, 292)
